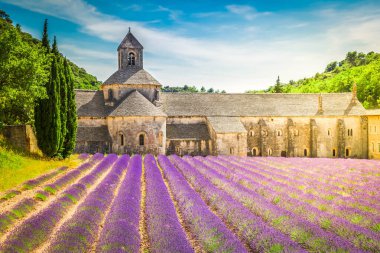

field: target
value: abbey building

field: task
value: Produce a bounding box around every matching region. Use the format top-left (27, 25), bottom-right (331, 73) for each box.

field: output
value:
top-left (75, 31), bottom-right (372, 158)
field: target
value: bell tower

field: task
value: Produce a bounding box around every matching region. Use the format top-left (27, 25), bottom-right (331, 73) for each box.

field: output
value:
top-left (117, 28), bottom-right (143, 69)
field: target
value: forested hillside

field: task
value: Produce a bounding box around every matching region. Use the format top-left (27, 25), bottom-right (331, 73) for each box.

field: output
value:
top-left (248, 51), bottom-right (380, 109)
top-left (0, 10), bottom-right (101, 126)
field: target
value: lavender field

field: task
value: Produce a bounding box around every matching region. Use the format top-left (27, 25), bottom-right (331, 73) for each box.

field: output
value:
top-left (0, 154), bottom-right (379, 252)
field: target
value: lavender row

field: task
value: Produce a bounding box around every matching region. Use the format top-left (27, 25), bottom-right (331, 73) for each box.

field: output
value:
top-left (0, 155), bottom-right (103, 237)
top-left (206, 157), bottom-right (380, 251)
top-left (48, 155), bottom-right (129, 252)
top-left (230, 156), bottom-right (380, 213)
top-left (22, 166), bottom-right (68, 190)
top-left (44, 153), bottom-right (104, 194)
top-left (186, 156), bottom-right (361, 252)
top-left (176, 155), bottom-right (306, 253)
top-left (0, 154), bottom-right (117, 252)
top-left (144, 154), bottom-right (194, 253)
top-left (211, 156), bottom-right (380, 231)
top-left (158, 155), bottom-right (247, 253)
top-left (96, 155), bottom-right (142, 253)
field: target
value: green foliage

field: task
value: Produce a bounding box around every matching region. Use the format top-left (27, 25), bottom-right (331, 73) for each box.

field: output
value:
top-left (248, 51), bottom-right (380, 109)
top-left (62, 58), bottom-right (78, 158)
top-left (0, 18), bottom-right (49, 125)
top-left (273, 76), bottom-right (283, 93)
top-left (161, 85), bottom-right (225, 93)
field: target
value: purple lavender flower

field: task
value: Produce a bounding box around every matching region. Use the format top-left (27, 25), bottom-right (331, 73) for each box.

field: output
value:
top-left (144, 154), bottom-right (194, 253)
top-left (158, 155), bottom-right (247, 253)
top-left (96, 155), bottom-right (142, 253)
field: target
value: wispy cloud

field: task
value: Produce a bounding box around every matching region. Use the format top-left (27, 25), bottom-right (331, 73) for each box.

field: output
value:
top-left (226, 4), bottom-right (271, 20)
top-left (2, 0), bottom-right (380, 91)
top-left (156, 5), bottom-right (183, 22)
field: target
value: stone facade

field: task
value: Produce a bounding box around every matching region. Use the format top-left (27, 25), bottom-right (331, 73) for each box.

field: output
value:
top-left (74, 30), bottom-right (376, 158)
top-left (367, 109), bottom-right (380, 159)
top-left (1, 125), bottom-right (40, 154)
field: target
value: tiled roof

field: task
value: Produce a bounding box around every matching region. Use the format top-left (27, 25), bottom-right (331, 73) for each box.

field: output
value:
top-left (207, 117), bottom-right (246, 133)
top-left (75, 90), bottom-right (110, 117)
top-left (117, 31), bottom-right (143, 50)
top-left (76, 126), bottom-right (111, 142)
top-left (160, 93), bottom-right (367, 117)
top-left (103, 66), bottom-right (161, 86)
top-left (109, 90), bottom-right (166, 117)
top-left (166, 124), bottom-right (210, 140)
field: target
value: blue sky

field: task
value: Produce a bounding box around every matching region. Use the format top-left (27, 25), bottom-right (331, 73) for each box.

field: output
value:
top-left (1, 0), bottom-right (380, 92)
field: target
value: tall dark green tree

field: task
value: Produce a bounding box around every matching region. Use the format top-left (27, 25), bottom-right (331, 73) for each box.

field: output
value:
top-left (41, 19), bottom-right (50, 52)
top-left (52, 37), bottom-right (68, 153)
top-left (62, 58), bottom-right (77, 158)
top-left (35, 21), bottom-right (61, 157)
top-left (273, 75), bottom-right (282, 93)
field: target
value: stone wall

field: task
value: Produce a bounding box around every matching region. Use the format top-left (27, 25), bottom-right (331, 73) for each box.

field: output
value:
top-left (107, 116), bottom-right (166, 155)
top-left (1, 125), bottom-right (40, 154)
top-left (368, 115), bottom-right (380, 159)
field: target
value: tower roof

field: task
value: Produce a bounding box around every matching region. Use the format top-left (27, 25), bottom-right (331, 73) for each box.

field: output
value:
top-left (103, 67), bottom-right (161, 86)
top-left (117, 30), bottom-right (143, 50)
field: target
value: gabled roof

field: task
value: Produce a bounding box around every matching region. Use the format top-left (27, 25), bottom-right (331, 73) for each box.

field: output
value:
top-left (75, 90), bottom-right (110, 117)
top-left (207, 117), bottom-right (246, 133)
top-left (76, 126), bottom-right (111, 142)
top-left (118, 31), bottom-right (143, 50)
top-left (160, 93), bottom-right (367, 117)
top-left (167, 124), bottom-right (210, 140)
top-left (103, 66), bottom-right (161, 86)
top-left (109, 90), bottom-right (166, 117)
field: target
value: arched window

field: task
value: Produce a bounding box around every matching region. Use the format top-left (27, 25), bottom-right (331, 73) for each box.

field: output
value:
top-left (328, 129), bottom-right (331, 136)
top-left (249, 130), bottom-right (254, 137)
top-left (332, 149), bottom-right (336, 157)
top-left (230, 147), bottom-right (234, 155)
top-left (268, 148), bottom-right (272, 156)
top-left (108, 89), bottom-right (113, 100)
top-left (304, 149), bottom-right (308, 157)
top-left (139, 134), bottom-right (145, 146)
top-left (252, 148), bottom-right (257, 156)
top-left (119, 134), bottom-right (124, 146)
top-left (277, 130), bottom-right (282, 136)
top-left (346, 148), bottom-right (350, 157)
top-left (128, 52), bottom-right (136, 65)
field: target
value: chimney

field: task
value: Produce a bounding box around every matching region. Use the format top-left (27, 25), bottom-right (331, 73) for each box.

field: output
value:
top-left (351, 82), bottom-right (358, 104)
top-left (318, 94), bottom-right (324, 114)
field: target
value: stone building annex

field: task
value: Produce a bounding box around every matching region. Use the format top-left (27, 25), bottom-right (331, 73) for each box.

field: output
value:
top-left (75, 30), bottom-right (372, 158)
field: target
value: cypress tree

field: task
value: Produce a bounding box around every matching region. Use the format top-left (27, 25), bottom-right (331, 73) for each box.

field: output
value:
top-left (52, 37), bottom-right (67, 154)
top-left (62, 58), bottom-right (77, 158)
top-left (41, 19), bottom-right (50, 52)
top-left (39, 54), bottom-right (61, 157)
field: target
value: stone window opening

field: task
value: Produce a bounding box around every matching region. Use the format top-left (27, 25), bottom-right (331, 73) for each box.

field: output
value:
top-left (139, 134), bottom-right (145, 146)
top-left (119, 134), bottom-right (124, 146)
top-left (332, 149), bottom-right (336, 157)
top-left (128, 52), bottom-right (136, 65)
top-left (252, 148), bottom-right (257, 156)
top-left (347, 129), bottom-right (353, 136)
top-left (277, 130), bottom-right (282, 136)
top-left (304, 149), bottom-right (308, 157)
top-left (267, 148), bottom-right (272, 156)
top-left (230, 147), bottom-right (234, 155)
top-left (328, 129), bottom-right (331, 136)
top-left (108, 89), bottom-right (113, 100)
top-left (249, 130), bottom-right (254, 137)
top-left (345, 148), bottom-right (350, 157)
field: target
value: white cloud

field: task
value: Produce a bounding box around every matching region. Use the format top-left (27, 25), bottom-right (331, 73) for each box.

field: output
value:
top-left (2, 0), bottom-right (380, 92)
top-left (226, 4), bottom-right (271, 20)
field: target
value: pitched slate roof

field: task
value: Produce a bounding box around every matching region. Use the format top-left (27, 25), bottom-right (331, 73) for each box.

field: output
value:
top-left (75, 90), bottom-right (110, 117)
top-left (118, 31), bottom-right (143, 50)
top-left (103, 66), bottom-right (161, 86)
top-left (207, 117), bottom-right (246, 133)
top-left (109, 90), bottom-right (166, 117)
top-left (166, 124), bottom-right (210, 140)
top-left (76, 126), bottom-right (111, 142)
top-left (160, 93), bottom-right (367, 117)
